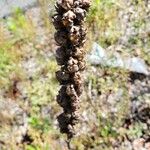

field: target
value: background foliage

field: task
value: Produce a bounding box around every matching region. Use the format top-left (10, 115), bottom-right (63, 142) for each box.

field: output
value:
top-left (0, 0), bottom-right (149, 149)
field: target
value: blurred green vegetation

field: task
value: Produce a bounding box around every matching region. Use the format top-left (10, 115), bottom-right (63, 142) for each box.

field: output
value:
top-left (7, 8), bottom-right (36, 41)
top-left (0, 0), bottom-right (149, 149)
top-left (87, 0), bottom-right (121, 47)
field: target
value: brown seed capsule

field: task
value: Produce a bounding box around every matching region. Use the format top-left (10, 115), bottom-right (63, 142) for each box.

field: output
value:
top-left (67, 124), bottom-right (75, 138)
top-left (54, 31), bottom-right (68, 46)
top-left (74, 0), bottom-right (91, 10)
top-left (55, 47), bottom-right (68, 65)
top-left (56, 0), bottom-right (74, 10)
top-left (55, 3), bottom-right (65, 13)
top-left (66, 84), bottom-right (76, 96)
top-left (71, 101), bottom-right (80, 111)
top-left (57, 94), bottom-right (69, 108)
top-left (57, 113), bottom-right (72, 124)
top-left (68, 64), bottom-right (79, 73)
top-left (70, 47), bottom-right (85, 60)
top-left (74, 7), bottom-right (86, 21)
top-left (57, 86), bottom-right (72, 108)
top-left (73, 83), bottom-right (84, 96)
top-left (71, 110), bottom-right (80, 122)
top-left (56, 70), bottom-right (70, 83)
top-left (67, 57), bottom-right (79, 73)
top-left (79, 25), bottom-right (87, 39)
top-left (72, 110), bottom-right (80, 118)
top-left (66, 84), bottom-right (80, 104)
top-left (78, 59), bottom-right (86, 71)
top-left (62, 10), bottom-right (76, 27)
top-left (52, 15), bottom-right (64, 30)
top-left (73, 72), bottom-right (83, 85)
top-left (57, 113), bottom-right (72, 133)
top-left (82, 0), bottom-right (91, 8)
top-left (69, 26), bottom-right (80, 45)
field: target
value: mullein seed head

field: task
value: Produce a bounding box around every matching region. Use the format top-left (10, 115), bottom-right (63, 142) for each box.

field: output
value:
top-left (52, 0), bottom-right (91, 138)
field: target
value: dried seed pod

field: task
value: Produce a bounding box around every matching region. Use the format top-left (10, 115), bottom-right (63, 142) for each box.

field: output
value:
top-left (55, 3), bottom-right (65, 13)
top-left (82, 0), bottom-right (91, 8)
top-left (74, 7), bottom-right (86, 21)
top-left (62, 10), bottom-right (76, 27)
top-left (74, 0), bottom-right (91, 10)
top-left (58, 113), bottom-right (72, 125)
top-left (72, 110), bottom-right (80, 119)
top-left (78, 59), bottom-right (86, 71)
top-left (57, 113), bottom-right (71, 133)
top-left (67, 57), bottom-right (79, 73)
top-left (69, 26), bottom-right (80, 45)
top-left (57, 86), bottom-right (71, 108)
top-left (71, 47), bottom-right (85, 60)
top-left (66, 84), bottom-right (80, 112)
top-left (55, 47), bottom-right (68, 65)
top-left (54, 31), bottom-right (68, 46)
top-left (68, 65), bottom-right (79, 73)
top-left (75, 84), bottom-right (83, 96)
top-left (57, 94), bottom-right (69, 108)
top-left (66, 84), bottom-right (78, 97)
top-left (56, 70), bottom-right (70, 83)
top-left (67, 124), bottom-right (75, 138)
top-left (71, 118), bottom-right (79, 125)
top-left (57, 113), bottom-right (76, 138)
top-left (79, 25), bottom-right (87, 42)
top-left (56, 0), bottom-right (74, 10)
top-left (52, 14), bottom-right (64, 30)
top-left (71, 101), bottom-right (80, 111)
top-left (80, 25), bottom-right (87, 36)
top-left (53, 0), bottom-right (91, 139)
top-left (73, 72), bottom-right (83, 85)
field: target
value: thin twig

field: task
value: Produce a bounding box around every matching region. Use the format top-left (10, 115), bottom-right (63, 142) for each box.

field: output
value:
top-left (66, 138), bottom-right (72, 150)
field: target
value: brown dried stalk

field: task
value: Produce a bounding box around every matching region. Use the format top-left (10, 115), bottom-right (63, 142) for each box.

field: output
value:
top-left (52, 0), bottom-right (91, 139)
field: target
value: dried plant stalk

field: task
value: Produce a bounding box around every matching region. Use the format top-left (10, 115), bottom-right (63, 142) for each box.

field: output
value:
top-left (52, 0), bottom-right (91, 139)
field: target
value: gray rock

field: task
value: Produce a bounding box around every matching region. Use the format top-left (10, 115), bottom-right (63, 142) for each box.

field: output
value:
top-left (124, 57), bottom-right (149, 75)
top-left (88, 43), bottom-right (149, 75)
top-left (0, 0), bottom-right (37, 18)
top-left (87, 42), bottom-right (107, 65)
